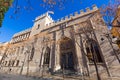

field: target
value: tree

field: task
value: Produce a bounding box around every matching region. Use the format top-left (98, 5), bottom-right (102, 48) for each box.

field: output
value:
top-left (100, 0), bottom-right (120, 28)
top-left (0, 0), bottom-right (13, 27)
top-left (100, 0), bottom-right (120, 63)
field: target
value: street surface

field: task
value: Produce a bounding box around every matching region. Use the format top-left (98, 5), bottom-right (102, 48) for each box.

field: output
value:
top-left (0, 73), bottom-right (52, 80)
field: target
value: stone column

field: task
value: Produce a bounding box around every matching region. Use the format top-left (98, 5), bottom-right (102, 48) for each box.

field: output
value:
top-left (49, 44), bottom-right (53, 69)
top-left (38, 44), bottom-right (45, 76)
top-left (54, 43), bottom-right (61, 71)
top-left (51, 31), bottom-right (61, 72)
top-left (74, 35), bottom-right (83, 74)
top-left (48, 41), bottom-right (57, 73)
top-left (15, 47), bottom-right (20, 56)
top-left (19, 46), bottom-right (24, 54)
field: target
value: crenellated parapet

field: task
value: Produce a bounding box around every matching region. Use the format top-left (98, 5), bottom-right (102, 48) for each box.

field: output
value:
top-left (34, 14), bottom-right (46, 22)
top-left (10, 28), bottom-right (32, 44)
top-left (13, 28), bottom-right (31, 37)
top-left (34, 11), bottom-right (54, 22)
top-left (46, 4), bottom-right (98, 27)
top-left (56, 4), bottom-right (98, 23)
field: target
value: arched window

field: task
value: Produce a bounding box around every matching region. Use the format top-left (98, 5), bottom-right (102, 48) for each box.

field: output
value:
top-left (85, 39), bottom-right (103, 63)
top-left (36, 24), bottom-right (40, 30)
top-left (8, 61), bottom-right (10, 66)
top-left (16, 60), bottom-right (19, 66)
top-left (4, 61), bottom-right (7, 66)
top-left (12, 61), bottom-right (15, 66)
top-left (43, 47), bottom-right (50, 65)
top-left (29, 47), bottom-right (35, 60)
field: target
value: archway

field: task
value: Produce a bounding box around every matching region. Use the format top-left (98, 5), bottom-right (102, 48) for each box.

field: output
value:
top-left (59, 36), bottom-right (75, 70)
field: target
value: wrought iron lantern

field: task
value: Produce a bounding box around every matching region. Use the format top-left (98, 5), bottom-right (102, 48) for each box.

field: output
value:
top-left (87, 53), bottom-right (93, 59)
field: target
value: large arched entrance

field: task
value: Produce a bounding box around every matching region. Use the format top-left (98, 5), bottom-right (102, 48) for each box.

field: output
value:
top-left (59, 36), bottom-right (75, 70)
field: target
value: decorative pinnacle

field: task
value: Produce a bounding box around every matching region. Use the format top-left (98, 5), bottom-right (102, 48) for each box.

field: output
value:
top-left (92, 4), bottom-right (98, 10)
top-left (80, 9), bottom-right (84, 13)
top-left (86, 7), bottom-right (90, 12)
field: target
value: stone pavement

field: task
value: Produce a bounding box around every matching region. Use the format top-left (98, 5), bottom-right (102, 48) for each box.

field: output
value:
top-left (0, 73), bottom-right (52, 80)
top-left (0, 73), bottom-right (120, 80)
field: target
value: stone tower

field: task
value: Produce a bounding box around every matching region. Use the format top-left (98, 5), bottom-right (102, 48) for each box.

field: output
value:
top-left (30, 12), bottom-right (54, 37)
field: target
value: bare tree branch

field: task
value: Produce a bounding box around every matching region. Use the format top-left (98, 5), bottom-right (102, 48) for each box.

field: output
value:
top-left (100, 0), bottom-right (120, 27)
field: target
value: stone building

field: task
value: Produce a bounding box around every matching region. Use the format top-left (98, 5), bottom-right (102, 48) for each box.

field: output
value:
top-left (0, 5), bottom-right (120, 79)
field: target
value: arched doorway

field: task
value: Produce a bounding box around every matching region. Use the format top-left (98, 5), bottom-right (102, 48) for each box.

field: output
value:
top-left (59, 36), bottom-right (75, 70)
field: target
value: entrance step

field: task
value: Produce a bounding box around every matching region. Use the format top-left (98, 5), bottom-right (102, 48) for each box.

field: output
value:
top-left (53, 69), bottom-right (79, 76)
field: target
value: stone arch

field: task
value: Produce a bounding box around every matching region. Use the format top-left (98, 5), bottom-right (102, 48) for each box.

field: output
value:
top-left (84, 39), bottom-right (103, 63)
top-left (59, 36), bottom-right (76, 70)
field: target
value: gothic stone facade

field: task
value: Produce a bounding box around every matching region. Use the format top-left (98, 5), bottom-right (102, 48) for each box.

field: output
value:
top-left (0, 5), bottom-right (120, 78)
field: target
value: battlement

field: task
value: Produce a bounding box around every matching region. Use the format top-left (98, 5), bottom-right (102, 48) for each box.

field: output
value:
top-left (34, 11), bottom-right (54, 22)
top-left (46, 4), bottom-right (98, 27)
top-left (13, 28), bottom-right (31, 37)
top-left (35, 14), bottom-right (46, 21)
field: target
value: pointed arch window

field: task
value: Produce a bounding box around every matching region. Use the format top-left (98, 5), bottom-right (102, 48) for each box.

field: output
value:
top-left (8, 61), bottom-right (12, 66)
top-left (16, 60), bottom-right (19, 66)
top-left (4, 61), bottom-right (7, 66)
top-left (36, 24), bottom-right (40, 30)
top-left (85, 39), bottom-right (103, 63)
top-left (12, 60), bottom-right (15, 66)
top-left (29, 47), bottom-right (35, 60)
top-left (43, 47), bottom-right (50, 65)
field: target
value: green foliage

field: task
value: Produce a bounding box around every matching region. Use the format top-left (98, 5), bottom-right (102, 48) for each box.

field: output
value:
top-left (0, 0), bottom-right (13, 27)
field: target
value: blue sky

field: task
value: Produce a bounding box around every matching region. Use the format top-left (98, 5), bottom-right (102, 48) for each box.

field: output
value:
top-left (0, 0), bottom-right (109, 42)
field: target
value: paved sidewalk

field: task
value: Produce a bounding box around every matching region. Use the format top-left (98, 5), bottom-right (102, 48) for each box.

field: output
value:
top-left (0, 73), bottom-right (120, 80)
top-left (0, 73), bottom-right (52, 80)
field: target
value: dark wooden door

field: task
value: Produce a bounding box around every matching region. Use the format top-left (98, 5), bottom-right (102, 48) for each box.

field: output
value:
top-left (61, 52), bottom-right (74, 70)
